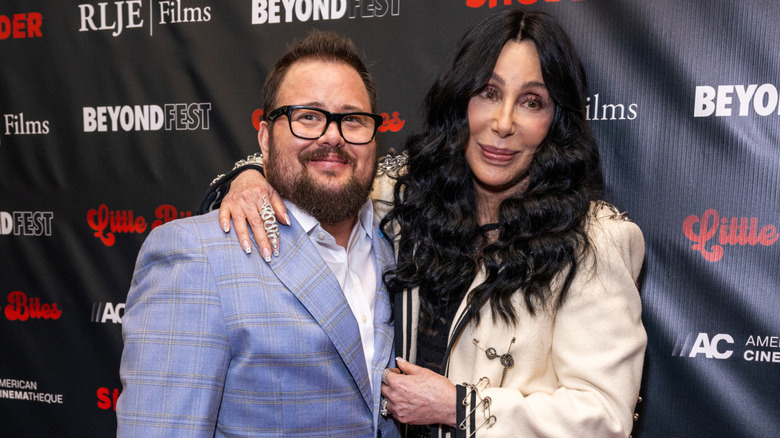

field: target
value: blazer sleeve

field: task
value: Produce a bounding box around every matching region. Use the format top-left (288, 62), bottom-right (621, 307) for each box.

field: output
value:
top-left (476, 211), bottom-right (646, 437)
top-left (116, 221), bottom-right (231, 437)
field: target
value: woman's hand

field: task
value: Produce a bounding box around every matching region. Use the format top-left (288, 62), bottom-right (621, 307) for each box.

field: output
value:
top-left (219, 169), bottom-right (288, 261)
top-left (380, 358), bottom-right (457, 427)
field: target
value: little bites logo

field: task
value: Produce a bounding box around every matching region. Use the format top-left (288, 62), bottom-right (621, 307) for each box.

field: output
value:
top-left (251, 0), bottom-right (399, 25)
top-left (87, 204), bottom-right (192, 246)
top-left (251, 108), bottom-right (405, 133)
top-left (467, 0), bottom-right (583, 8)
top-left (3, 291), bottom-right (62, 321)
top-left (0, 12), bottom-right (43, 40)
top-left (683, 209), bottom-right (778, 261)
top-left (83, 103), bottom-right (212, 133)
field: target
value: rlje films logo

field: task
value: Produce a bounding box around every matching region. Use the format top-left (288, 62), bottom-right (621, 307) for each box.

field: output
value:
top-left (78, 0), bottom-right (211, 37)
top-left (683, 209), bottom-right (778, 262)
top-left (0, 379), bottom-right (64, 405)
top-left (87, 203), bottom-right (192, 246)
top-left (251, 0), bottom-right (400, 24)
top-left (83, 103), bottom-right (211, 133)
top-left (673, 332), bottom-right (780, 364)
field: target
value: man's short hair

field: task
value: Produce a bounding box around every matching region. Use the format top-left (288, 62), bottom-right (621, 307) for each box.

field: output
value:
top-left (262, 30), bottom-right (377, 115)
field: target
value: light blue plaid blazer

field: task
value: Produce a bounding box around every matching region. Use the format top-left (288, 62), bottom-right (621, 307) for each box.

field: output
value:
top-left (117, 210), bottom-right (399, 437)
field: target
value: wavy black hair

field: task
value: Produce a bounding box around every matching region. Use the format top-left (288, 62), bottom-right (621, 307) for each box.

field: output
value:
top-left (381, 9), bottom-right (603, 328)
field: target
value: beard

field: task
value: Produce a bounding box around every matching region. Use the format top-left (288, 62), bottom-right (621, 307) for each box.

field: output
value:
top-left (266, 142), bottom-right (376, 226)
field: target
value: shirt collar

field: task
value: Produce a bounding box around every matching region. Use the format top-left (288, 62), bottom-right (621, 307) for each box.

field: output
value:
top-left (284, 198), bottom-right (374, 241)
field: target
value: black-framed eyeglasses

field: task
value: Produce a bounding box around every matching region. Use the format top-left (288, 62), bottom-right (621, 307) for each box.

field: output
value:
top-left (267, 105), bottom-right (383, 145)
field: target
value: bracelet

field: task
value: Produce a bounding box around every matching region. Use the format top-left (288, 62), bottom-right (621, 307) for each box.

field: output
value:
top-left (210, 152), bottom-right (264, 186)
top-left (376, 149), bottom-right (408, 175)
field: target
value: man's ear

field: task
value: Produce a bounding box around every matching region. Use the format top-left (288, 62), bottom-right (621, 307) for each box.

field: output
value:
top-left (258, 120), bottom-right (270, 157)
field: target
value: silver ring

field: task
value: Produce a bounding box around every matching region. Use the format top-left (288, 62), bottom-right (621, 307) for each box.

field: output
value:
top-left (380, 399), bottom-right (388, 417)
top-left (381, 368), bottom-right (392, 386)
top-left (260, 196), bottom-right (279, 255)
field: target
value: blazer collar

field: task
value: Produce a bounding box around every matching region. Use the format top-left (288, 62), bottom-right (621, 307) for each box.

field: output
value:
top-left (266, 212), bottom-right (373, 409)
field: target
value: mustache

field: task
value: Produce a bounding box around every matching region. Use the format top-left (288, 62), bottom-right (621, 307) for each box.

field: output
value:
top-left (298, 147), bottom-right (355, 166)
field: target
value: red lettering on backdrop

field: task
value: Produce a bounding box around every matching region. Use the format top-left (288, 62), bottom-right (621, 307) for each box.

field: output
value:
top-left (379, 112), bottom-right (405, 133)
top-left (252, 109), bottom-right (264, 131)
top-left (97, 387), bottom-right (121, 411)
top-left (0, 13), bottom-right (43, 39)
top-left (152, 204), bottom-right (192, 228)
top-left (466, 0), bottom-right (581, 8)
top-left (683, 209), bottom-right (778, 261)
top-left (4, 291), bottom-right (62, 321)
top-left (87, 204), bottom-right (191, 246)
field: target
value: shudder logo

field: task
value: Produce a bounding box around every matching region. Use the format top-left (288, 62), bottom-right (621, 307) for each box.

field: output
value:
top-left (251, 0), bottom-right (400, 25)
top-left (82, 103), bottom-right (212, 132)
top-left (0, 12), bottom-right (43, 39)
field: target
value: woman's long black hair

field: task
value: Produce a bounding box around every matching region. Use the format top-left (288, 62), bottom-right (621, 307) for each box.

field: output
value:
top-left (381, 9), bottom-right (604, 328)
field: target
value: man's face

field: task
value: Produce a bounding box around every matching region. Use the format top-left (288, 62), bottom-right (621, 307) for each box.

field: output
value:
top-left (258, 60), bottom-right (377, 225)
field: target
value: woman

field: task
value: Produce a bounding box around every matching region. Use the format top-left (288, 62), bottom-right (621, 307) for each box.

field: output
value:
top-left (205, 9), bottom-right (645, 437)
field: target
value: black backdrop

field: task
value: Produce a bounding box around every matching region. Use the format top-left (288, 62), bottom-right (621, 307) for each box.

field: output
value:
top-left (2, 1), bottom-right (779, 436)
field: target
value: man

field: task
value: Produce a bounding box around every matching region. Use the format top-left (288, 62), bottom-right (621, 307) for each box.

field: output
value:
top-left (117, 31), bottom-right (399, 437)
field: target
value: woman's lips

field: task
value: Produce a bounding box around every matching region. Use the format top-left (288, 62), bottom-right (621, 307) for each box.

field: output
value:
top-left (479, 143), bottom-right (516, 162)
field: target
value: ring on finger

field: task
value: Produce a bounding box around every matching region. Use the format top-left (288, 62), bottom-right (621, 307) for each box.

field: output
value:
top-left (380, 399), bottom-right (389, 417)
top-left (382, 368), bottom-right (392, 386)
top-left (260, 196), bottom-right (279, 255)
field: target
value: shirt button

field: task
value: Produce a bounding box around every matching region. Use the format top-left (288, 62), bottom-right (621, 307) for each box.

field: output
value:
top-left (362, 315), bottom-right (367, 323)
top-left (317, 233), bottom-right (325, 240)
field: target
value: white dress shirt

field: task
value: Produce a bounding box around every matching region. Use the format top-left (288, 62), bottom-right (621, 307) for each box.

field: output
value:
top-left (285, 200), bottom-right (377, 389)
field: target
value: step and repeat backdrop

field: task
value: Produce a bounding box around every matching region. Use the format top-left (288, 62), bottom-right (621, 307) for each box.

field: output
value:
top-left (2, 0), bottom-right (778, 436)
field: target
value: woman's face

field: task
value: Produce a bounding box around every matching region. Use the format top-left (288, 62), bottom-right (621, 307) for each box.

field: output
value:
top-left (465, 39), bottom-right (554, 205)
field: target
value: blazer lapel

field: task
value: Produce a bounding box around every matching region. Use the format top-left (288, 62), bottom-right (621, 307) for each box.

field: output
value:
top-left (265, 214), bottom-right (373, 409)
top-left (371, 225), bottom-right (395, 370)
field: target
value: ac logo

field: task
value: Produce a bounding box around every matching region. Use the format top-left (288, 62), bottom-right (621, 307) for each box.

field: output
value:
top-left (92, 302), bottom-right (125, 323)
top-left (672, 332), bottom-right (734, 359)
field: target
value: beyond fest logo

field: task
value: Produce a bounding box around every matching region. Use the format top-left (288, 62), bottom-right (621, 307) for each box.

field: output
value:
top-left (683, 209), bottom-right (778, 262)
top-left (87, 203), bottom-right (192, 246)
top-left (0, 12), bottom-right (43, 40)
top-left (251, 0), bottom-right (400, 24)
top-left (83, 103), bottom-right (212, 132)
top-left (467, 0), bottom-right (584, 8)
top-left (0, 211), bottom-right (54, 237)
top-left (673, 332), bottom-right (780, 364)
top-left (694, 84), bottom-right (780, 117)
top-left (78, 0), bottom-right (211, 37)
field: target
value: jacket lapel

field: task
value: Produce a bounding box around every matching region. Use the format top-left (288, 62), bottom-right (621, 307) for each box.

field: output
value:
top-left (265, 214), bottom-right (372, 409)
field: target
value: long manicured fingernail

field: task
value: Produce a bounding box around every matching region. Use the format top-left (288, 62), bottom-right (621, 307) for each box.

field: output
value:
top-left (396, 357), bottom-right (406, 363)
top-left (223, 224), bottom-right (230, 233)
top-left (243, 241), bottom-right (252, 254)
top-left (283, 213), bottom-right (290, 226)
top-left (261, 247), bottom-right (272, 263)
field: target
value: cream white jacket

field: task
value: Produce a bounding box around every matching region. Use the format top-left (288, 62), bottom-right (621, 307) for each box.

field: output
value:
top-left (376, 170), bottom-right (646, 437)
